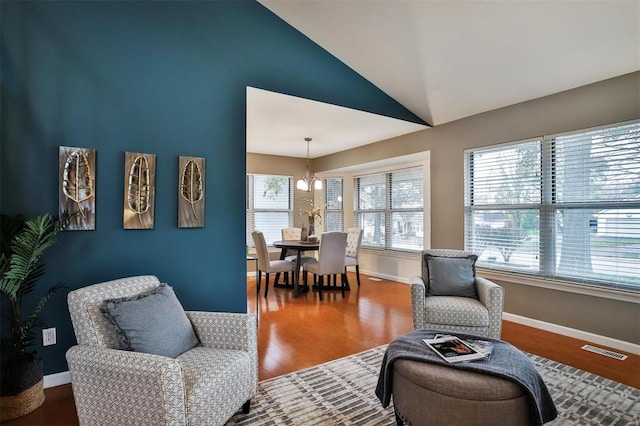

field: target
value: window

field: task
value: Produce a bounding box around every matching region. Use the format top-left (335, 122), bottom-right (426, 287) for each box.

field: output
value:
top-left (354, 166), bottom-right (423, 251)
top-left (246, 174), bottom-right (293, 246)
top-left (464, 121), bottom-right (640, 291)
top-left (324, 178), bottom-right (343, 232)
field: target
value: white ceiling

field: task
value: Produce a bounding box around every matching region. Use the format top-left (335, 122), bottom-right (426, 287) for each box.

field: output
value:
top-left (249, 0), bottom-right (640, 158)
top-left (246, 87), bottom-right (428, 158)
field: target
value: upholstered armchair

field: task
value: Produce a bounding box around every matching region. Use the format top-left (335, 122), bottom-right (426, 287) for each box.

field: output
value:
top-left (410, 249), bottom-right (504, 339)
top-left (66, 275), bottom-right (258, 426)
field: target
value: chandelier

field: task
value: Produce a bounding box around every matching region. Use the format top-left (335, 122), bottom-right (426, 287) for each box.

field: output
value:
top-left (296, 137), bottom-right (323, 192)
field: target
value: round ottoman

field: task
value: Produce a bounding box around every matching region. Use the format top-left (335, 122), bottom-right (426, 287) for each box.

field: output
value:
top-left (392, 359), bottom-right (531, 426)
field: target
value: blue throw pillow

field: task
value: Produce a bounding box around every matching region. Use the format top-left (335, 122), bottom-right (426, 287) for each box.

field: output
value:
top-left (426, 254), bottom-right (478, 298)
top-left (101, 283), bottom-right (199, 358)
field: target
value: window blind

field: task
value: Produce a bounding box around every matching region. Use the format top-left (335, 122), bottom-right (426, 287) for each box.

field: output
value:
top-left (246, 174), bottom-right (292, 246)
top-left (549, 122), bottom-right (640, 287)
top-left (465, 120), bottom-right (640, 291)
top-left (355, 166), bottom-right (424, 252)
top-left (464, 141), bottom-right (542, 272)
top-left (324, 178), bottom-right (343, 232)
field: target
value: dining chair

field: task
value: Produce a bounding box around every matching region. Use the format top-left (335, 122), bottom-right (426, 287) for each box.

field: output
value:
top-left (303, 232), bottom-right (348, 301)
top-left (251, 230), bottom-right (295, 298)
top-left (281, 227), bottom-right (316, 284)
top-left (345, 227), bottom-right (364, 286)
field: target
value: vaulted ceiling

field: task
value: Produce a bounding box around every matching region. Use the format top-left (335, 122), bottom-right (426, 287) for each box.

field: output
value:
top-left (249, 1), bottom-right (639, 158)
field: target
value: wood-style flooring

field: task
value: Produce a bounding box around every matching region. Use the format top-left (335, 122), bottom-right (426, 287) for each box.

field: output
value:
top-left (4, 272), bottom-right (638, 425)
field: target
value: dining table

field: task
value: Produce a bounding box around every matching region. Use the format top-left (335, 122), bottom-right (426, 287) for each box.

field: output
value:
top-left (272, 239), bottom-right (319, 297)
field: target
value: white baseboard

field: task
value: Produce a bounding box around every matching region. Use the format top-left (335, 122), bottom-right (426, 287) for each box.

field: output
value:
top-left (44, 371), bottom-right (71, 389)
top-left (503, 312), bottom-right (640, 355)
top-left (359, 269), bottom-right (410, 284)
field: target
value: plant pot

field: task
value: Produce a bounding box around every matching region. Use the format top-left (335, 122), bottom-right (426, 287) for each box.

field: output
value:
top-left (0, 352), bottom-right (45, 421)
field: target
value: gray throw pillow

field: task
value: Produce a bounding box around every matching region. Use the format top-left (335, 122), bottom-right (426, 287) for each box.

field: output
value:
top-left (101, 283), bottom-right (199, 358)
top-left (426, 254), bottom-right (478, 298)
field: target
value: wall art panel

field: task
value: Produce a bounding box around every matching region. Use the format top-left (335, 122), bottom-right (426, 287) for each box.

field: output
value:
top-left (123, 152), bottom-right (156, 229)
top-left (59, 146), bottom-right (96, 230)
top-left (178, 156), bottom-right (205, 228)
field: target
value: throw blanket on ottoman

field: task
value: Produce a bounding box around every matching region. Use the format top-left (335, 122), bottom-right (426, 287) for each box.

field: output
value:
top-left (375, 330), bottom-right (557, 426)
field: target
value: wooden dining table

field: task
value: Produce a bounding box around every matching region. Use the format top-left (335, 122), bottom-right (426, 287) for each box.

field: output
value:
top-left (272, 240), bottom-right (319, 297)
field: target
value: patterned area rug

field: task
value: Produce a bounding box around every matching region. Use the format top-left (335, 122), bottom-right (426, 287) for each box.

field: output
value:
top-left (227, 345), bottom-right (639, 425)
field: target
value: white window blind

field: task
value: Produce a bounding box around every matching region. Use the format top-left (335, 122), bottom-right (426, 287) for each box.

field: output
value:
top-left (550, 122), bottom-right (640, 287)
top-left (246, 174), bottom-right (293, 246)
top-left (324, 178), bottom-right (343, 232)
top-left (465, 120), bottom-right (640, 291)
top-left (465, 141), bottom-right (542, 271)
top-left (355, 166), bottom-right (423, 251)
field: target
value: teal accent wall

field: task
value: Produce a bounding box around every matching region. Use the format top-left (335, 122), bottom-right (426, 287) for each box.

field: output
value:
top-left (0, 1), bottom-right (424, 374)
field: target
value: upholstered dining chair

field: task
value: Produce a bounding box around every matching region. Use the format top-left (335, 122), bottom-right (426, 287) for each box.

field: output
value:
top-left (303, 232), bottom-right (348, 301)
top-left (66, 275), bottom-right (257, 426)
top-left (280, 227), bottom-right (315, 284)
top-left (344, 227), bottom-right (364, 286)
top-left (252, 230), bottom-right (295, 297)
top-left (410, 249), bottom-right (505, 339)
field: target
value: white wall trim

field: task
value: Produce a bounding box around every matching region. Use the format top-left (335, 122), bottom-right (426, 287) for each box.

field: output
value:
top-left (359, 268), bottom-right (410, 284)
top-left (503, 312), bottom-right (640, 355)
top-left (44, 371), bottom-right (71, 389)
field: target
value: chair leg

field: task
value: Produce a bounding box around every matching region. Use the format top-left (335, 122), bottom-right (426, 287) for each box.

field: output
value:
top-left (264, 273), bottom-right (270, 298)
top-left (318, 274), bottom-right (323, 301)
top-left (243, 399), bottom-right (251, 414)
top-left (343, 267), bottom-right (350, 289)
top-left (274, 272), bottom-right (281, 285)
top-left (341, 273), bottom-right (347, 298)
top-left (356, 265), bottom-right (361, 286)
top-left (257, 271), bottom-right (262, 293)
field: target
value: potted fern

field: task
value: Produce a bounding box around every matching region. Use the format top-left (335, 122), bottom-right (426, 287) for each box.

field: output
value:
top-left (0, 213), bottom-right (66, 421)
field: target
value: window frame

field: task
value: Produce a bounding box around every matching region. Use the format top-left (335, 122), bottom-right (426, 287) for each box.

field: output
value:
top-left (246, 173), bottom-right (293, 247)
top-left (464, 120), bottom-right (640, 293)
top-left (354, 165), bottom-right (424, 252)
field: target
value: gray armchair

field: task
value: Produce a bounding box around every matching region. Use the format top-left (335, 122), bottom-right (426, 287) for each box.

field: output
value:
top-left (410, 249), bottom-right (504, 339)
top-left (66, 275), bottom-right (257, 426)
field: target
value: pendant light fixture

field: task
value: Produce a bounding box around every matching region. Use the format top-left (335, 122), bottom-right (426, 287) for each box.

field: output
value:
top-left (296, 137), bottom-right (322, 192)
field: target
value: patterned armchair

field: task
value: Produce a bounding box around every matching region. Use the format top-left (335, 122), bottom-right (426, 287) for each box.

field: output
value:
top-left (66, 275), bottom-right (258, 426)
top-left (410, 249), bottom-right (504, 339)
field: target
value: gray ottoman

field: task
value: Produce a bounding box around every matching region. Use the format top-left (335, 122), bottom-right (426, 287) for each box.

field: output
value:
top-left (392, 359), bottom-right (531, 426)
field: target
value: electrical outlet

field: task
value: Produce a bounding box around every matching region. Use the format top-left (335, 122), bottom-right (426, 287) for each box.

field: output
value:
top-left (42, 327), bottom-right (56, 346)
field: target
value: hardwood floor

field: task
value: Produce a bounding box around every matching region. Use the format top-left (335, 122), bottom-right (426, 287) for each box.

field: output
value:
top-left (4, 272), bottom-right (638, 425)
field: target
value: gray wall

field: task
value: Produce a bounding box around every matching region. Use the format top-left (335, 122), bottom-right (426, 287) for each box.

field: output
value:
top-left (316, 72), bottom-right (640, 344)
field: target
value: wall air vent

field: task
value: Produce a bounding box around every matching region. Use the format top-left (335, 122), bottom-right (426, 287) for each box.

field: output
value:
top-left (581, 344), bottom-right (628, 361)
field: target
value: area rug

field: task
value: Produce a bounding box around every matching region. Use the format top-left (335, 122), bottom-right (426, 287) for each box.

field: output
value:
top-left (227, 345), bottom-right (639, 425)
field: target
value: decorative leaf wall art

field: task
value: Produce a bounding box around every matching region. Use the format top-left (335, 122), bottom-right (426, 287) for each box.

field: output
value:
top-left (59, 146), bottom-right (96, 230)
top-left (178, 156), bottom-right (205, 228)
top-left (123, 152), bottom-right (156, 229)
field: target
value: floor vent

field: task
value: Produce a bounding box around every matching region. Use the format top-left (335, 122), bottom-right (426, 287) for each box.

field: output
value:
top-left (368, 277), bottom-right (383, 281)
top-left (581, 344), bottom-right (628, 360)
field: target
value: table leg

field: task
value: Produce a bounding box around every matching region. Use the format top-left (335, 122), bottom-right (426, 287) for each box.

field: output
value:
top-left (255, 259), bottom-right (259, 326)
top-left (293, 251), bottom-right (303, 297)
